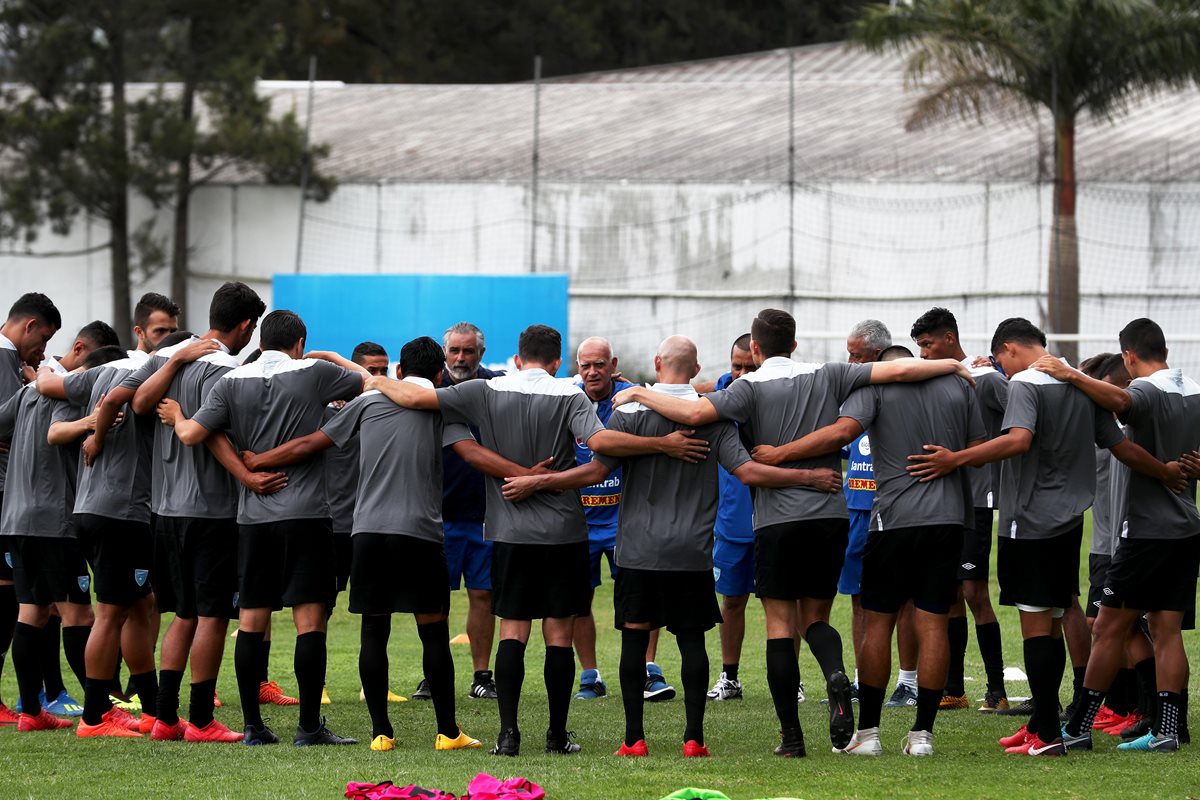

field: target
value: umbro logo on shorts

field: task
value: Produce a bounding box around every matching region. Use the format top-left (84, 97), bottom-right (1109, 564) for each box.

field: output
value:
top-left (1103, 587), bottom-right (1114, 596)
top-left (77, 575), bottom-right (90, 593)
top-left (1093, 600), bottom-right (1102, 608)
top-left (134, 569), bottom-right (149, 587)
top-left (961, 562), bottom-right (976, 571)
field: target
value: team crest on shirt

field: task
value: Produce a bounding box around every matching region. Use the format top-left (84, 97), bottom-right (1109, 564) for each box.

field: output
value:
top-left (713, 566), bottom-right (722, 582)
top-left (858, 437), bottom-right (871, 456)
top-left (3, 552), bottom-right (10, 568)
top-left (77, 575), bottom-right (90, 593)
top-left (134, 569), bottom-right (149, 587)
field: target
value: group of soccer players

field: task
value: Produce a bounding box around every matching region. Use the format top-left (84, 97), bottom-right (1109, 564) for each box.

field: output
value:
top-left (0, 282), bottom-right (1196, 761)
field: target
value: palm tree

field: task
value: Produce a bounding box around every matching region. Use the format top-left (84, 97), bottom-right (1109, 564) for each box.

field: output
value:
top-left (852, 0), bottom-right (1200, 363)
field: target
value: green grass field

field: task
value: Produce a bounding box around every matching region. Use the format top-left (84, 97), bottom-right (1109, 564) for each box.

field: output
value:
top-left (2, 516), bottom-right (1197, 800)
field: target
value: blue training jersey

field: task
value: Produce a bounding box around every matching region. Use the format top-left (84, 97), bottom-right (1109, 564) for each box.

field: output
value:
top-left (441, 366), bottom-right (506, 522)
top-left (576, 378), bottom-right (634, 532)
top-left (843, 431), bottom-right (875, 512)
top-left (713, 371), bottom-right (755, 543)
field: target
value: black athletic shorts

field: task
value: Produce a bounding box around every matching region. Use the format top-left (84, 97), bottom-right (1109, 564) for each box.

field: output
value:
top-left (997, 521), bottom-right (1083, 610)
top-left (754, 518), bottom-right (848, 601)
top-left (861, 525), bottom-right (962, 615)
top-left (8, 535), bottom-right (91, 606)
top-left (333, 529), bottom-right (352, 593)
top-left (1086, 553), bottom-right (1112, 619)
top-left (238, 518), bottom-right (336, 611)
top-left (149, 512), bottom-right (175, 613)
top-left (613, 568), bottom-right (722, 633)
top-left (958, 507), bottom-right (995, 581)
top-left (1102, 534), bottom-right (1200, 615)
top-left (491, 540), bottom-right (590, 621)
top-left (156, 515), bottom-right (239, 620)
top-left (75, 514), bottom-right (153, 607)
top-left (0, 491), bottom-right (10, 582)
top-left (349, 533), bottom-right (450, 616)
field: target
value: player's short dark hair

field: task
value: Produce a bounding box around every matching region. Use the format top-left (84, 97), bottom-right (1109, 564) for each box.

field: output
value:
top-left (518, 324), bottom-right (562, 365)
top-left (400, 336), bottom-right (443, 382)
top-left (1081, 352), bottom-right (1130, 384)
top-left (77, 320), bottom-right (120, 349)
top-left (157, 331), bottom-right (195, 351)
top-left (133, 292), bottom-right (181, 329)
top-left (352, 341), bottom-right (388, 364)
top-left (84, 345), bottom-right (126, 369)
top-left (879, 345), bottom-right (913, 362)
top-left (259, 310), bottom-right (307, 352)
top-left (990, 317), bottom-right (1046, 354)
top-left (1079, 353), bottom-right (1113, 378)
top-left (751, 309), bottom-right (795, 358)
top-left (1118, 318), bottom-right (1167, 363)
top-left (910, 307), bottom-right (958, 340)
top-left (732, 333), bottom-right (752, 353)
top-left (7, 293), bottom-right (61, 330)
top-left (208, 282), bottom-right (265, 333)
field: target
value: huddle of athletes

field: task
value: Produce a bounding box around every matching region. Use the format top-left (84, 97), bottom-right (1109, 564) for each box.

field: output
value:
top-left (0, 283), bottom-right (1196, 761)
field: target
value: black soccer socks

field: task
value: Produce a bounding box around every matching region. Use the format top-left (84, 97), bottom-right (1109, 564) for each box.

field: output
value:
top-left (189, 678), bottom-right (217, 728)
top-left (766, 637), bottom-right (801, 730)
top-left (914, 686), bottom-right (942, 733)
top-left (495, 638), bottom-right (526, 734)
top-left (359, 615), bottom-right (393, 738)
top-left (976, 621), bottom-right (1005, 695)
top-left (803, 621), bottom-right (846, 679)
top-left (234, 630), bottom-right (265, 727)
top-left (676, 630), bottom-right (709, 745)
top-left (82, 677), bottom-right (113, 725)
top-left (39, 615), bottom-right (65, 698)
top-left (417, 620), bottom-right (459, 739)
top-left (132, 669), bottom-right (158, 719)
top-left (61, 625), bottom-right (91, 693)
top-left (945, 616), bottom-right (968, 696)
top-left (258, 638), bottom-right (272, 685)
top-left (857, 683), bottom-right (885, 730)
top-left (294, 631), bottom-right (327, 732)
top-left (544, 645), bottom-right (574, 738)
top-left (157, 668), bottom-right (184, 726)
top-left (620, 628), bottom-right (650, 746)
top-left (1024, 635), bottom-right (1064, 741)
top-left (1066, 688), bottom-right (1106, 737)
top-left (12, 621), bottom-right (44, 715)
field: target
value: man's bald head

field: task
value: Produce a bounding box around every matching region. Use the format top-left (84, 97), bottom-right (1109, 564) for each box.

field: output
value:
top-left (577, 336), bottom-right (612, 362)
top-left (654, 335), bottom-right (700, 383)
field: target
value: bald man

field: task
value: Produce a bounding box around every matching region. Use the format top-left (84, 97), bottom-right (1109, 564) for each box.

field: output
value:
top-left (503, 335), bottom-right (840, 756)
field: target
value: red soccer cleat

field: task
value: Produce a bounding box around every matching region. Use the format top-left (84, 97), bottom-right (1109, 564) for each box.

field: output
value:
top-left (998, 725), bottom-right (1029, 749)
top-left (1090, 705), bottom-right (1117, 729)
top-left (138, 714), bottom-right (157, 735)
top-left (615, 739), bottom-right (649, 757)
top-left (184, 719), bottom-right (242, 743)
top-left (17, 710), bottom-right (72, 732)
top-left (683, 740), bottom-right (711, 758)
top-left (213, 691), bottom-right (222, 709)
top-left (1098, 711), bottom-right (1137, 735)
top-left (105, 706), bottom-right (141, 732)
top-left (150, 718), bottom-right (189, 741)
top-left (259, 681), bottom-right (299, 706)
top-left (0, 703), bottom-right (18, 725)
top-left (77, 717), bottom-right (143, 739)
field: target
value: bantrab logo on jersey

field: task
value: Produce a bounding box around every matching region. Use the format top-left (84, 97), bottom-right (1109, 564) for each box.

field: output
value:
top-left (134, 569), bottom-right (149, 587)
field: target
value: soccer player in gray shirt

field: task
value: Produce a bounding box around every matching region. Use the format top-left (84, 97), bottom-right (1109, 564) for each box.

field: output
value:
top-left (1041, 319), bottom-right (1200, 752)
top-left (613, 309), bottom-right (974, 756)
top-left (908, 317), bottom-right (1185, 756)
top-left (0, 293), bottom-right (61, 724)
top-left (164, 310), bottom-right (367, 747)
top-left (364, 324), bottom-right (709, 757)
top-left (752, 344), bottom-right (986, 756)
top-left (502, 335), bottom-right (841, 758)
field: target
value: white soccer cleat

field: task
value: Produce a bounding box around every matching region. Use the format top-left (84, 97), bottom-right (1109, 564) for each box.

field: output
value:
top-left (902, 729), bottom-right (934, 756)
top-left (835, 726), bottom-right (882, 756)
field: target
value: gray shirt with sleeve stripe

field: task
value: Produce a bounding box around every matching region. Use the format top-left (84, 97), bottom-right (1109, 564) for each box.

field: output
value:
top-left (0, 334), bottom-right (25, 492)
top-left (0, 382), bottom-right (81, 538)
top-left (594, 384), bottom-right (751, 571)
top-left (120, 337), bottom-right (241, 519)
top-left (322, 380), bottom-right (473, 542)
top-left (191, 350), bottom-right (363, 526)
top-left (840, 373), bottom-right (985, 532)
top-left (998, 365), bottom-right (1123, 541)
top-left (706, 356), bottom-right (872, 529)
top-left (436, 367), bottom-right (605, 545)
top-left (1117, 369), bottom-right (1200, 541)
top-left (322, 403), bottom-right (359, 534)
top-left (967, 363), bottom-right (1009, 509)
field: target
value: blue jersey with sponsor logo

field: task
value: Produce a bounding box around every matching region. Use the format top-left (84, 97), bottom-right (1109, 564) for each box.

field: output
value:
top-left (714, 371), bottom-right (755, 543)
top-left (843, 431), bottom-right (875, 511)
top-left (576, 379), bottom-right (635, 531)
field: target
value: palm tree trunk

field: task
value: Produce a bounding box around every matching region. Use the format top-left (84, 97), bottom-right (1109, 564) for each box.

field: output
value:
top-left (1048, 115), bottom-right (1079, 365)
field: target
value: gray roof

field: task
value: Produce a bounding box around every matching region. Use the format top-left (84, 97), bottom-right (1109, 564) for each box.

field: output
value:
top-left (234, 42), bottom-right (1200, 183)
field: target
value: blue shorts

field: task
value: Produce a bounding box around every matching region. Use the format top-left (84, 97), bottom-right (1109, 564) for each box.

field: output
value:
top-left (589, 526), bottom-right (617, 589)
top-left (838, 509), bottom-right (871, 596)
top-left (444, 520), bottom-right (492, 591)
top-left (713, 537), bottom-right (755, 597)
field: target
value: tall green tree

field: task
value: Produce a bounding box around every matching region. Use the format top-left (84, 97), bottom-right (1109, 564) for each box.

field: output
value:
top-left (852, 0), bottom-right (1200, 363)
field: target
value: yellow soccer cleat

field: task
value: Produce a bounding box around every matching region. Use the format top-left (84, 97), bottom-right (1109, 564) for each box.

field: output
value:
top-left (435, 728), bottom-right (482, 751)
top-left (359, 688), bottom-right (409, 703)
top-left (370, 734), bottom-right (396, 752)
top-left (321, 687), bottom-right (332, 705)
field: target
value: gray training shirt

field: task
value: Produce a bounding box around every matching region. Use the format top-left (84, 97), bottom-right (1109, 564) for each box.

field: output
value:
top-left (322, 380), bottom-right (473, 541)
top-left (0, 383), bottom-right (81, 538)
top-left (706, 356), bottom-right (872, 529)
top-left (191, 351), bottom-right (363, 526)
top-left (322, 403), bottom-right (358, 534)
top-left (1090, 442), bottom-right (1120, 557)
top-left (594, 384), bottom-right (751, 571)
top-left (840, 373), bottom-right (985, 532)
top-left (1117, 369), bottom-right (1200, 541)
top-left (998, 365), bottom-right (1123, 541)
top-left (64, 352), bottom-right (154, 524)
top-left (967, 363), bottom-right (1009, 509)
top-left (0, 334), bottom-right (25, 492)
top-left (436, 368), bottom-right (605, 546)
top-left (121, 337), bottom-right (240, 519)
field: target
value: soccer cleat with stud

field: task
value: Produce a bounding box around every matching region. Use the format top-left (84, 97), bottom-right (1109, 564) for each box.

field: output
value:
top-left (490, 727), bottom-right (520, 757)
top-left (575, 669), bottom-right (607, 700)
top-left (110, 693), bottom-right (140, 714)
top-left (1027, 736), bottom-right (1067, 757)
top-left (616, 739), bottom-right (649, 757)
top-left (213, 691), bottom-right (221, 709)
top-left (138, 714), bottom-right (157, 735)
top-left (45, 689), bottom-right (83, 717)
top-left (644, 663), bottom-right (676, 702)
top-left (184, 719), bottom-right (242, 743)
top-left (774, 726), bottom-right (806, 757)
top-left (358, 687), bottom-right (408, 703)
top-left (999, 725), bottom-right (1030, 749)
top-left (104, 706), bottom-right (141, 732)
top-left (150, 718), bottom-right (188, 741)
top-left (978, 692), bottom-right (1009, 713)
top-left (683, 740), bottom-right (710, 757)
top-left (902, 729), bottom-right (934, 756)
top-left (1098, 711), bottom-right (1138, 735)
top-left (1061, 727), bottom-right (1093, 751)
top-left (996, 698), bottom-right (1035, 716)
top-left (18, 709), bottom-right (72, 731)
top-left (826, 670), bottom-right (855, 750)
top-left (1120, 718), bottom-right (1152, 740)
top-left (258, 681), bottom-right (299, 706)
top-left (798, 682), bottom-right (807, 703)
top-left (76, 717), bottom-right (143, 738)
top-left (546, 729), bottom-right (581, 754)
top-left (1117, 732), bottom-right (1179, 752)
top-left (370, 734), bottom-right (396, 752)
top-left (939, 693), bottom-right (968, 710)
top-left (706, 672), bottom-right (743, 702)
top-left (885, 684), bottom-right (918, 708)
top-left (294, 717), bottom-right (357, 746)
top-left (0, 704), bottom-right (19, 725)
top-left (435, 728), bottom-right (482, 751)
top-left (243, 722), bottom-right (279, 746)
top-left (411, 679), bottom-right (433, 701)
top-left (836, 727), bottom-right (882, 756)
top-left (469, 671), bottom-right (499, 700)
